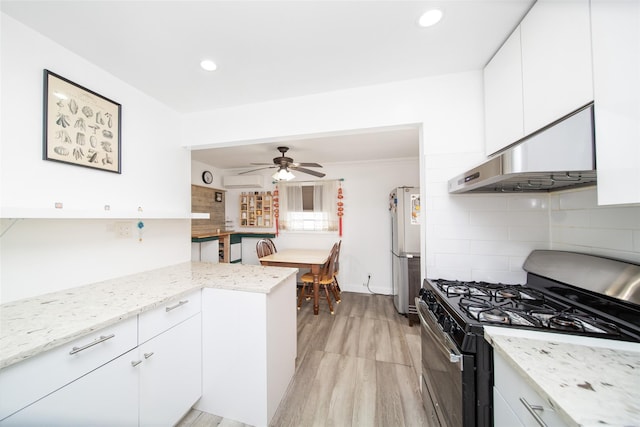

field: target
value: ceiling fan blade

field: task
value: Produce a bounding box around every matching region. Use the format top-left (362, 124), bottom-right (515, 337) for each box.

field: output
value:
top-left (249, 162), bottom-right (275, 166)
top-left (290, 166), bottom-right (326, 178)
top-left (292, 162), bottom-right (323, 168)
top-left (238, 166), bottom-right (275, 175)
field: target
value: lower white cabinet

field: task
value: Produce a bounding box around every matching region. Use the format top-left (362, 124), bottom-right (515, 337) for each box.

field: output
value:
top-left (1, 348), bottom-right (139, 426)
top-left (0, 297), bottom-right (202, 426)
top-left (493, 350), bottom-right (568, 427)
top-left (139, 313), bottom-right (202, 427)
top-left (197, 277), bottom-right (296, 427)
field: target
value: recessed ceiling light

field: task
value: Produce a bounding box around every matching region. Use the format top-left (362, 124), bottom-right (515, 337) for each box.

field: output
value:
top-left (200, 59), bottom-right (217, 71)
top-left (418, 9), bottom-right (443, 27)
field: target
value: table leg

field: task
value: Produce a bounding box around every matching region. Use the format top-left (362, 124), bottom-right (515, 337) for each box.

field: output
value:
top-left (311, 264), bottom-right (320, 315)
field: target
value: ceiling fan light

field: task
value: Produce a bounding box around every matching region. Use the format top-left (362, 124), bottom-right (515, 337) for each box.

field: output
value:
top-left (273, 168), bottom-right (295, 181)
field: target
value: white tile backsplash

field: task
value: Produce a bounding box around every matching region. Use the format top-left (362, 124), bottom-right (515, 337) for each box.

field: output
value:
top-left (426, 184), bottom-right (640, 282)
top-left (550, 187), bottom-right (640, 263)
top-left (589, 207), bottom-right (640, 229)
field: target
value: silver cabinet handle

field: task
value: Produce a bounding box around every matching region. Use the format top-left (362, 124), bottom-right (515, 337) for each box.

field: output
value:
top-left (165, 299), bottom-right (188, 312)
top-left (131, 360), bottom-right (142, 367)
top-left (144, 352), bottom-right (154, 359)
top-left (520, 397), bottom-right (548, 427)
top-left (69, 334), bottom-right (115, 355)
top-left (449, 352), bottom-right (462, 364)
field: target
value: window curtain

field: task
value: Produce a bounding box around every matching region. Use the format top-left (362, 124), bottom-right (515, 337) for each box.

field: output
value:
top-left (278, 181), bottom-right (339, 232)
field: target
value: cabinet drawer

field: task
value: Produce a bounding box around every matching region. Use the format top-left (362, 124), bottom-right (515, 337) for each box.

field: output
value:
top-left (138, 290), bottom-right (201, 344)
top-left (493, 351), bottom-right (567, 426)
top-left (0, 315), bottom-right (137, 421)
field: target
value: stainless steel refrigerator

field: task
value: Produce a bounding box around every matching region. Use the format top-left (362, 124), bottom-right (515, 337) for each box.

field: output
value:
top-left (389, 187), bottom-right (421, 315)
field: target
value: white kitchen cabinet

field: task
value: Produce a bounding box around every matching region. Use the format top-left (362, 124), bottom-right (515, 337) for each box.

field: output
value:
top-left (520, 0), bottom-right (593, 135)
top-left (240, 237), bottom-right (261, 265)
top-left (197, 276), bottom-right (296, 427)
top-left (0, 316), bottom-right (138, 421)
top-left (138, 290), bottom-right (201, 344)
top-left (230, 242), bottom-right (242, 263)
top-left (139, 313), bottom-right (202, 427)
top-left (591, 0), bottom-right (640, 205)
top-left (494, 385), bottom-right (524, 427)
top-left (484, 26), bottom-right (525, 156)
top-left (1, 348), bottom-right (139, 426)
top-left (192, 240), bottom-right (219, 263)
top-left (0, 292), bottom-right (202, 426)
top-left (493, 350), bottom-right (568, 427)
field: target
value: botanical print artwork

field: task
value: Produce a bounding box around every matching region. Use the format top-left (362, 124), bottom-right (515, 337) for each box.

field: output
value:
top-left (44, 70), bottom-right (121, 173)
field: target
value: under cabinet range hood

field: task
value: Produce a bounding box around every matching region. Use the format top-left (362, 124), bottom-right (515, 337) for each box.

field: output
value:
top-left (448, 104), bottom-right (596, 193)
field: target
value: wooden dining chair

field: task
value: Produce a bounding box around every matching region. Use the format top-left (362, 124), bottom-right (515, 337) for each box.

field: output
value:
top-left (256, 238), bottom-right (277, 260)
top-left (298, 242), bottom-right (339, 314)
top-left (332, 240), bottom-right (342, 296)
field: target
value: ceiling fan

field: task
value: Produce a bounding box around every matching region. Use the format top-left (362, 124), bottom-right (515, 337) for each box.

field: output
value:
top-left (238, 146), bottom-right (325, 178)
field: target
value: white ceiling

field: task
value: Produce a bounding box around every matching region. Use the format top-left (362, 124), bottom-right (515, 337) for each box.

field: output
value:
top-left (1, 0), bottom-right (534, 170)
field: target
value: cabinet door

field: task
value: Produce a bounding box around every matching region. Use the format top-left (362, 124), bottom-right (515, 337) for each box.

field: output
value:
top-left (230, 243), bottom-right (242, 263)
top-left (520, 0), bottom-right (593, 134)
top-left (592, 0), bottom-right (640, 205)
top-left (200, 240), bottom-right (219, 263)
top-left (0, 316), bottom-right (137, 421)
top-left (138, 314), bottom-right (202, 427)
top-left (484, 26), bottom-right (524, 155)
top-left (1, 348), bottom-right (138, 426)
top-left (493, 387), bottom-right (524, 427)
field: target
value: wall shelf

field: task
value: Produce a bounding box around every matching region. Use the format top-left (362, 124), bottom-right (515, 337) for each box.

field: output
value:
top-left (1, 207), bottom-right (193, 219)
top-left (239, 192), bottom-right (273, 228)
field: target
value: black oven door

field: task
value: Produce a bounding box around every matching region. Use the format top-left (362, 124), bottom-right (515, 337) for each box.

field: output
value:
top-left (417, 299), bottom-right (475, 427)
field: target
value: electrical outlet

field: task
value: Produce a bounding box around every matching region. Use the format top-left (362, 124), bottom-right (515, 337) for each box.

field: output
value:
top-left (115, 221), bottom-right (132, 238)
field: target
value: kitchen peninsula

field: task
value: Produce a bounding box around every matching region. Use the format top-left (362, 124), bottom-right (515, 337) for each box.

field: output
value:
top-left (0, 262), bottom-right (297, 427)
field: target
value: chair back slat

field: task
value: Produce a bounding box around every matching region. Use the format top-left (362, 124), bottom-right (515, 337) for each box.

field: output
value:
top-left (318, 242), bottom-right (339, 281)
top-left (256, 238), bottom-right (277, 258)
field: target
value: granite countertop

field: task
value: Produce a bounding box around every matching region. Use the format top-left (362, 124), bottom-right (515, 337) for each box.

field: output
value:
top-left (0, 262), bottom-right (297, 370)
top-left (484, 326), bottom-right (640, 427)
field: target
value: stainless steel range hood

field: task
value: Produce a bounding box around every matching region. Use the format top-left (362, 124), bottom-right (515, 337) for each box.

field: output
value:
top-left (448, 104), bottom-right (596, 193)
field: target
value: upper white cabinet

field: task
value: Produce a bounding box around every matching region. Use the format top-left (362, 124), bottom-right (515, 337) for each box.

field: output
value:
top-left (483, 0), bottom-right (593, 155)
top-left (591, 0), bottom-right (640, 205)
top-left (484, 26), bottom-right (525, 155)
top-left (520, 0), bottom-right (593, 135)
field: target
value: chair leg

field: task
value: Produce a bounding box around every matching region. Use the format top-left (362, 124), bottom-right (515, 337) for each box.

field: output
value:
top-left (323, 285), bottom-right (334, 314)
top-left (331, 282), bottom-right (341, 304)
top-left (333, 276), bottom-right (342, 293)
top-left (297, 283), bottom-right (307, 310)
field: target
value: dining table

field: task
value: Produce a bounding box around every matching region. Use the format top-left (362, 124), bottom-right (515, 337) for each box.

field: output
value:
top-left (259, 248), bottom-right (332, 315)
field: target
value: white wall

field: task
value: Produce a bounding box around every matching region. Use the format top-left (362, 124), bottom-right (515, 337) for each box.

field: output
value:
top-left (182, 72), bottom-right (498, 289)
top-left (219, 158), bottom-right (419, 294)
top-left (0, 14), bottom-right (191, 302)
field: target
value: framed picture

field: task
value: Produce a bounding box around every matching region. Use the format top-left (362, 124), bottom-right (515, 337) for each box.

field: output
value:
top-left (215, 192), bottom-right (223, 203)
top-left (43, 69), bottom-right (122, 173)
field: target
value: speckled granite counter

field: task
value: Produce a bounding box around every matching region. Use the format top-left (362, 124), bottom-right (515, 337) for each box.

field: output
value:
top-left (484, 326), bottom-right (640, 427)
top-left (0, 262), bottom-right (297, 370)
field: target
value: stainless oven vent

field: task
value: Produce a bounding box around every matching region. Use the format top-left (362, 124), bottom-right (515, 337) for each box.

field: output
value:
top-left (448, 104), bottom-right (596, 193)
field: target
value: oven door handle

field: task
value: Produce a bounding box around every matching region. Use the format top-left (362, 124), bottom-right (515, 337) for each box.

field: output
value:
top-left (416, 299), bottom-right (464, 371)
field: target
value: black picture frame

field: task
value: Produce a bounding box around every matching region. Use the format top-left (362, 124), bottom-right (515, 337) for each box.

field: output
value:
top-left (43, 69), bottom-right (122, 173)
top-left (215, 192), bottom-right (223, 202)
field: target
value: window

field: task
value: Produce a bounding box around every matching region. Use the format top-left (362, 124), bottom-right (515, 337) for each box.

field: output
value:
top-left (278, 181), bottom-right (339, 232)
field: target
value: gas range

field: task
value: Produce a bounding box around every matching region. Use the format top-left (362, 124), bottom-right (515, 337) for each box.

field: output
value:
top-left (416, 250), bottom-right (640, 427)
top-left (429, 279), bottom-right (628, 339)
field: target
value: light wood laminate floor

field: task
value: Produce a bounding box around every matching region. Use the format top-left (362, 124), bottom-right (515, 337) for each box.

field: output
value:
top-left (177, 292), bottom-right (430, 427)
